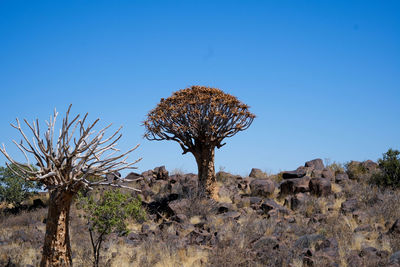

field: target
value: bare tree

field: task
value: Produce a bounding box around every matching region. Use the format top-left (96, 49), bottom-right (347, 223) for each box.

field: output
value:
top-left (144, 86), bottom-right (255, 199)
top-left (0, 105), bottom-right (141, 267)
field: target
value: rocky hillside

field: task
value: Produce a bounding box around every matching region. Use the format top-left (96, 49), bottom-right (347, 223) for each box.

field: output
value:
top-left (1, 159), bottom-right (400, 266)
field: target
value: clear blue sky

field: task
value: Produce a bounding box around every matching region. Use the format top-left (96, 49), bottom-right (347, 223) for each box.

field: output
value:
top-left (0, 1), bottom-right (399, 176)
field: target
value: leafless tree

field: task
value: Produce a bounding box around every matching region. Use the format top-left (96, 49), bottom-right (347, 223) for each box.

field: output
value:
top-left (144, 86), bottom-right (255, 199)
top-left (0, 105), bottom-right (141, 267)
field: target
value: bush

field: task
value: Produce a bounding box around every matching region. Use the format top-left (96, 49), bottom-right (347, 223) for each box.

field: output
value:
top-left (76, 189), bottom-right (146, 267)
top-left (0, 164), bottom-right (41, 206)
top-left (372, 148), bottom-right (400, 188)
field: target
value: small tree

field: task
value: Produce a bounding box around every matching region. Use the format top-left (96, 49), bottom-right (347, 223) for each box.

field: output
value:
top-left (0, 105), bottom-right (141, 266)
top-left (0, 163), bottom-right (41, 206)
top-left (144, 86), bottom-right (255, 198)
top-left (372, 148), bottom-right (400, 188)
top-left (77, 189), bottom-right (145, 267)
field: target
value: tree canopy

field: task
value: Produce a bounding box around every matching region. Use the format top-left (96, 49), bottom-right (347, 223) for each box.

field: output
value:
top-left (144, 86), bottom-right (255, 154)
top-left (0, 163), bottom-right (41, 206)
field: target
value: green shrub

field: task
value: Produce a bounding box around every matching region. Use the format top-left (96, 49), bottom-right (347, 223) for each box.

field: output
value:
top-left (0, 164), bottom-right (41, 206)
top-left (76, 189), bottom-right (146, 267)
top-left (372, 148), bottom-right (400, 188)
top-left (345, 161), bottom-right (367, 180)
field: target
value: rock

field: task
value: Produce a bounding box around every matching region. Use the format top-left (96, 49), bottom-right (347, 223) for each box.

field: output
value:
top-left (359, 246), bottom-right (386, 263)
top-left (188, 229), bottom-right (213, 245)
top-left (237, 177), bottom-right (253, 191)
top-left (305, 159), bottom-right (324, 170)
top-left (321, 169), bottom-right (335, 181)
top-left (290, 193), bottom-right (307, 210)
top-left (354, 224), bottom-right (373, 233)
top-left (279, 176), bottom-right (311, 196)
top-left (362, 160), bottom-right (378, 172)
top-left (222, 211), bottom-right (241, 220)
top-left (389, 251), bottom-right (400, 265)
top-left (341, 198), bottom-right (358, 214)
top-left (141, 170), bottom-right (153, 178)
top-left (389, 219), bottom-right (400, 235)
top-left (249, 197), bottom-right (263, 205)
top-left (294, 234), bottom-right (325, 249)
top-left (260, 199), bottom-right (281, 213)
top-left (145, 194), bottom-right (179, 218)
top-left (252, 236), bottom-right (279, 250)
top-left (311, 169), bottom-right (323, 178)
top-left (217, 171), bottom-right (240, 182)
top-left (171, 213), bottom-right (188, 223)
top-left (217, 203), bottom-right (233, 214)
top-left (250, 179), bottom-right (275, 197)
top-left (309, 178), bottom-right (332, 197)
top-left (154, 166), bottom-right (169, 180)
top-left (282, 169), bottom-right (306, 179)
top-left (125, 172), bottom-right (141, 180)
top-left (335, 173), bottom-right (349, 184)
top-left (168, 199), bottom-right (190, 215)
top-left (315, 237), bottom-right (339, 256)
top-left (169, 181), bottom-right (183, 195)
top-left (249, 168), bottom-right (267, 179)
top-left (352, 210), bottom-right (369, 224)
top-left (347, 251), bottom-right (363, 266)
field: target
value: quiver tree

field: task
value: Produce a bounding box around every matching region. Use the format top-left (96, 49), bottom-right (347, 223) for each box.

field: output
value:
top-left (144, 86), bottom-right (255, 198)
top-left (0, 105), bottom-right (141, 267)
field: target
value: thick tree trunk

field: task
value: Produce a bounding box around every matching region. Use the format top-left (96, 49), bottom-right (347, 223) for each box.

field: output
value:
top-left (194, 146), bottom-right (217, 199)
top-left (40, 189), bottom-right (73, 267)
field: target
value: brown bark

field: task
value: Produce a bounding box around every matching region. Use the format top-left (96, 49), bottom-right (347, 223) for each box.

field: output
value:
top-left (40, 189), bottom-right (73, 267)
top-left (194, 146), bottom-right (217, 199)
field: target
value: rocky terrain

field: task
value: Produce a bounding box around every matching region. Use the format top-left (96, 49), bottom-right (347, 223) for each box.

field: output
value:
top-left (1, 159), bottom-right (400, 266)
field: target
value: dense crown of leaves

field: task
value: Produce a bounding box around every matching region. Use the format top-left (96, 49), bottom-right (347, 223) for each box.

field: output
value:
top-left (77, 189), bottom-right (145, 235)
top-left (0, 164), bottom-right (41, 205)
top-left (373, 148), bottom-right (400, 188)
top-left (77, 189), bottom-right (145, 266)
top-left (144, 86), bottom-right (255, 153)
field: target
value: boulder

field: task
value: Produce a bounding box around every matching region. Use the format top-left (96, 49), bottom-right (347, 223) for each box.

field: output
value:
top-left (341, 198), bottom-right (358, 214)
top-left (237, 177), bottom-right (253, 191)
top-left (315, 237), bottom-right (339, 256)
top-left (125, 172), bottom-right (141, 180)
top-left (389, 251), bottom-right (400, 265)
top-left (217, 171), bottom-right (240, 182)
top-left (352, 210), bottom-right (369, 224)
top-left (362, 160), bottom-right (378, 172)
top-left (252, 236), bottom-right (279, 250)
top-left (321, 169), bottom-right (335, 181)
top-left (249, 168), bottom-right (267, 179)
top-left (249, 196), bottom-right (263, 205)
top-left (309, 178), bottom-right (332, 197)
top-left (154, 166), bottom-right (169, 180)
top-left (290, 193), bottom-right (307, 210)
top-left (354, 224), bottom-right (373, 233)
top-left (311, 169), bottom-right (323, 178)
top-left (280, 177), bottom-right (311, 196)
top-left (260, 199), bottom-right (281, 213)
top-left (250, 179), bottom-right (275, 197)
top-left (389, 219), bottom-right (400, 235)
top-left (359, 246), bottom-right (388, 264)
top-left (168, 199), bottom-right (190, 215)
top-left (347, 251), bottom-right (363, 267)
top-left (294, 234), bottom-right (325, 249)
top-left (282, 169), bottom-right (306, 179)
top-left (335, 173), bottom-right (349, 184)
top-left (305, 159), bottom-right (324, 170)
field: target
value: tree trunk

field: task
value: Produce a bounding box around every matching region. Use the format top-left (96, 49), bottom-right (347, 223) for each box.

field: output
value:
top-left (194, 146), bottom-right (217, 199)
top-left (40, 189), bottom-right (73, 267)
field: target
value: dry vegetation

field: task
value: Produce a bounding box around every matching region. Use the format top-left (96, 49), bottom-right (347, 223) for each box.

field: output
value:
top-left (1, 159), bottom-right (400, 267)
